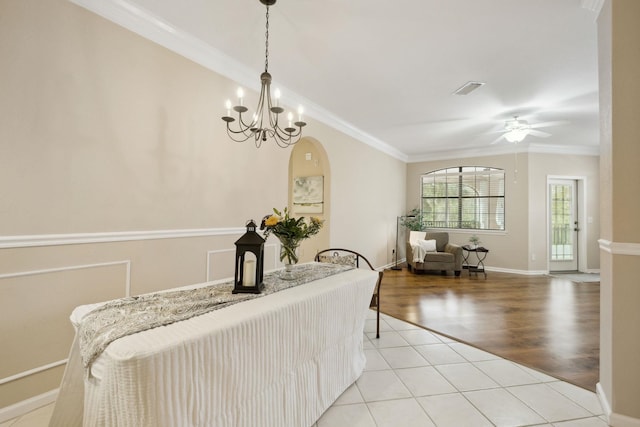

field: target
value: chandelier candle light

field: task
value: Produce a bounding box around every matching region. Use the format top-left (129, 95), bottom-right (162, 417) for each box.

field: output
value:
top-left (221, 0), bottom-right (306, 148)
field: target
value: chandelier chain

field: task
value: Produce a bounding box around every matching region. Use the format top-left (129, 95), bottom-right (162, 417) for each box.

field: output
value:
top-left (264, 6), bottom-right (269, 72)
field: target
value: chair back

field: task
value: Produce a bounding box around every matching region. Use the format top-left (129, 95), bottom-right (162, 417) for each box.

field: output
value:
top-left (314, 248), bottom-right (375, 270)
top-left (408, 231), bottom-right (427, 246)
top-left (315, 248), bottom-right (383, 339)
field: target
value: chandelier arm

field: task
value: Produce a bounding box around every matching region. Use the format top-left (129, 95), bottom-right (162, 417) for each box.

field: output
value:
top-left (228, 115), bottom-right (259, 141)
top-left (265, 124), bottom-right (291, 148)
top-left (225, 125), bottom-right (254, 143)
top-left (236, 112), bottom-right (256, 130)
top-left (272, 126), bottom-right (301, 148)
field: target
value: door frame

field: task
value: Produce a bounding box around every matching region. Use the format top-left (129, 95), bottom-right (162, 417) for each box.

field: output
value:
top-left (546, 175), bottom-right (588, 273)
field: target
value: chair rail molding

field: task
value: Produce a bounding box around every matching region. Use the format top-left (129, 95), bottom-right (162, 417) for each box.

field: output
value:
top-left (598, 239), bottom-right (640, 256)
top-left (0, 227), bottom-right (246, 249)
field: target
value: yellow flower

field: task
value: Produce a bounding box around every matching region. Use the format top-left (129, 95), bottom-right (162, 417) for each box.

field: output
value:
top-left (265, 215), bottom-right (280, 227)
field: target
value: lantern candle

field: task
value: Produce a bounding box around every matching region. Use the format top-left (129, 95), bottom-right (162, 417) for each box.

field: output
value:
top-left (243, 259), bottom-right (256, 286)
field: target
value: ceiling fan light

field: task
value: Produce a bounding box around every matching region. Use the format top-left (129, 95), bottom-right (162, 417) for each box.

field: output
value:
top-left (505, 128), bottom-right (529, 143)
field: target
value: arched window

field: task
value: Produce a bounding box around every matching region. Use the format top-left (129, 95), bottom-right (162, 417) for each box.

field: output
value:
top-left (421, 166), bottom-right (505, 230)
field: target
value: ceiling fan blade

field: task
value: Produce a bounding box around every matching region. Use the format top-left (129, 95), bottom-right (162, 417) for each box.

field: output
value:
top-left (529, 129), bottom-right (551, 138)
top-left (529, 120), bottom-right (568, 129)
top-left (490, 134), bottom-right (506, 145)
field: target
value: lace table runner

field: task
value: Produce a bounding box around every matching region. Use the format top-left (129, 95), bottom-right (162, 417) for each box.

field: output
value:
top-left (78, 263), bottom-right (354, 369)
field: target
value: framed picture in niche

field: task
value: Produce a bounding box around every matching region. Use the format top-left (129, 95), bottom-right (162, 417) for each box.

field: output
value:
top-left (293, 176), bottom-right (323, 213)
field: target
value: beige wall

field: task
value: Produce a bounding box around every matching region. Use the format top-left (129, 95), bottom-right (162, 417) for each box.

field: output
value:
top-left (0, 0), bottom-right (406, 412)
top-left (407, 154), bottom-right (528, 271)
top-left (407, 152), bottom-right (600, 273)
top-left (598, 0), bottom-right (640, 424)
top-left (528, 153), bottom-right (600, 272)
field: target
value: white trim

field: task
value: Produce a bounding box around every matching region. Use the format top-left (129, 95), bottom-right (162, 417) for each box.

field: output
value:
top-left (0, 260), bottom-right (131, 296)
top-left (0, 360), bottom-right (67, 386)
top-left (597, 382), bottom-right (612, 425)
top-left (600, 380), bottom-right (640, 427)
top-left (0, 261), bottom-right (130, 390)
top-left (66, 0), bottom-right (603, 164)
top-left (0, 227), bottom-right (245, 249)
top-left (408, 141), bottom-right (599, 163)
top-left (610, 413), bottom-right (640, 427)
top-left (0, 389), bottom-right (58, 423)
top-left (206, 248), bottom-right (233, 282)
top-left (485, 266), bottom-right (547, 276)
top-left (599, 239), bottom-right (640, 256)
top-left (67, 0), bottom-right (408, 163)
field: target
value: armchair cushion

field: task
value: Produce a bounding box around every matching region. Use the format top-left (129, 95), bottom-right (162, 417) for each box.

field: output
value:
top-left (423, 252), bottom-right (454, 263)
top-left (417, 239), bottom-right (437, 252)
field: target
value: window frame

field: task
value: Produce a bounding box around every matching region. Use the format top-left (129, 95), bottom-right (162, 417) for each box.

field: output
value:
top-left (420, 166), bottom-right (506, 231)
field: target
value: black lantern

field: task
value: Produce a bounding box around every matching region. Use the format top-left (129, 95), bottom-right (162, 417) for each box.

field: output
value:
top-left (233, 220), bottom-right (265, 294)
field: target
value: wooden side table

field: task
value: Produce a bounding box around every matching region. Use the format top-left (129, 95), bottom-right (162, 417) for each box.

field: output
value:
top-left (462, 245), bottom-right (489, 278)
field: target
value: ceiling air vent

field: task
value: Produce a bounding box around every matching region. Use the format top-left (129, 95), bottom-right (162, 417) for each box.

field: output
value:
top-left (453, 81), bottom-right (485, 95)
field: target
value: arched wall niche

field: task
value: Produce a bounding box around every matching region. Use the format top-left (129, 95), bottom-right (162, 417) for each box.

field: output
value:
top-left (288, 137), bottom-right (331, 262)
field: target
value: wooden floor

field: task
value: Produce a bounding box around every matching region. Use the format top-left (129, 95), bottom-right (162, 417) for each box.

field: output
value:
top-left (379, 267), bottom-right (600, 391)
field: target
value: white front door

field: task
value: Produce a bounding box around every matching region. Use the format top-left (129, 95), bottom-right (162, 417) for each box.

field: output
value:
top-left (549, 179), bottom-right (579, 272)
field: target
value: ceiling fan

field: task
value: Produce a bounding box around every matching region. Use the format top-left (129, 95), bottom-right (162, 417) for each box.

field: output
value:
top-left (494, 115), bottom-right (553, 144)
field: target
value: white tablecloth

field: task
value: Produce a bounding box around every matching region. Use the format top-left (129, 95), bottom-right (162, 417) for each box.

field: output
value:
top-left (50, 267), bottom-right (377, 427)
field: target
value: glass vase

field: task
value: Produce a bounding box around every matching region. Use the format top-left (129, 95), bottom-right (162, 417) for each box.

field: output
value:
top-left (279, 238), bottom-right (301, 280)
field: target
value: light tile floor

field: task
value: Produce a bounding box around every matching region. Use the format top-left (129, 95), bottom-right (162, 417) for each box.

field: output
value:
top-left (2, 311), bottom-right (607, 427)
top-left (312, 311), bottom-right (607, 427)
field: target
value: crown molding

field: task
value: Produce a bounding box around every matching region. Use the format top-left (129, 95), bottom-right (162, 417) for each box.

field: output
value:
top-left (68, 0), bottom-right (408, 162)
top-left (408, 142), bottom-right (599, 163)
top-left (68, 0), bottom-right (599, 165)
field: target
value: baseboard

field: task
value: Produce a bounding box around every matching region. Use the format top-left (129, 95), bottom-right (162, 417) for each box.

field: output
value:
top-left (0, 389), bottom-right (58, 423)
top-left (597, 383), bottom-right (640, 427)
top-left (383, 258), bottom-right (406, 271)
top-left (385, 263), bottom-right (547, 276)
top-left (610, 412), bottom-right (640, 427)
top-left (485, 266), bottom-right (547, 276)
top-left (596, 382), bottom-right (612, 424)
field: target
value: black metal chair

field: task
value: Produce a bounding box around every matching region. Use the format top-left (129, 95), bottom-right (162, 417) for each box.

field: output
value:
top-left (314, 248), bottom-right (383, 339)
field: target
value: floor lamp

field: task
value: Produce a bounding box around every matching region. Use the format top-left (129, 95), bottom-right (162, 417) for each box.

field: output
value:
top-left (391, 215), bottom-right (415, 270)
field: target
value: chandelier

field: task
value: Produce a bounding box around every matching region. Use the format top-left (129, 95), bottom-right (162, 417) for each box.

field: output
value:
top-left (221, 0), bottom-right (306, 148)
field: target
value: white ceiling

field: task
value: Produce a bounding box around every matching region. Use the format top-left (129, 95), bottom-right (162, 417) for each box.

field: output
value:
top-left (73, 0), bottom-right (602, 162)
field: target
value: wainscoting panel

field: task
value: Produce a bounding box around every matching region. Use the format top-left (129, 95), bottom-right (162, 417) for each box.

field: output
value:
top-left (0, 228), bottom-right (276, 414)
top-left (0, 261), bottom-right (129, 408)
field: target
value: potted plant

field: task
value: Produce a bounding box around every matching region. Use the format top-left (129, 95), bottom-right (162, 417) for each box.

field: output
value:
top-left (399, 208), bottom-right (425, 231)
top-left (469, 235), bottom-right (481, 249)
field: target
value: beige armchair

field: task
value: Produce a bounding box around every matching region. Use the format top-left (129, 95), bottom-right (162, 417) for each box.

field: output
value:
top-left (406, 231), bottom-right (462, 276)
